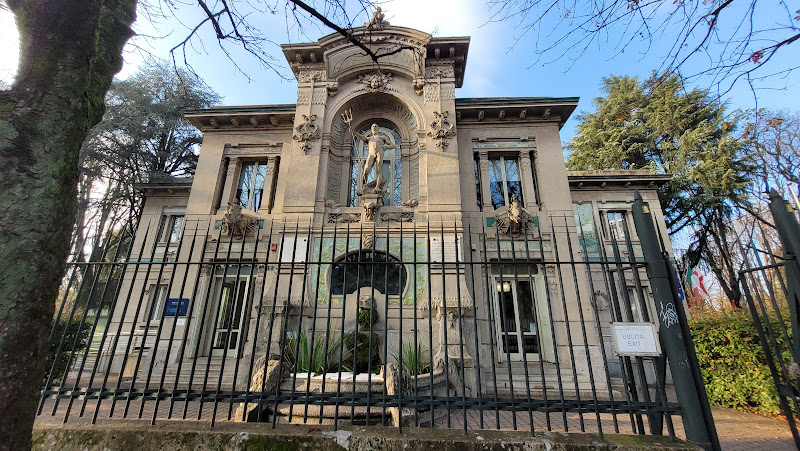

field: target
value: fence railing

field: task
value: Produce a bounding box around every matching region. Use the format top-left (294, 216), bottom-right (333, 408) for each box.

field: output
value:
top-left (738, 190), bottom-right (800, 448)
top-left (39, 213), bottom-right (685, 439)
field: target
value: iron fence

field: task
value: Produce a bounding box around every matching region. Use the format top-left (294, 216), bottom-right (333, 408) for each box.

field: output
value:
top-left (38, 212), bottom-right (687, 440)
top-left (738, 190), bottom-right (800, 448)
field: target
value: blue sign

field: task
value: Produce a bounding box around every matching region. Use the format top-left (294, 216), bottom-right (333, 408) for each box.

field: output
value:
top-left (164, 298), bottom-right (189, 316)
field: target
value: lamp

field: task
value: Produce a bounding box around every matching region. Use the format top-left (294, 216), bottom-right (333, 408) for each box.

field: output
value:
top-left (496, 281), bottom-right (512, 293)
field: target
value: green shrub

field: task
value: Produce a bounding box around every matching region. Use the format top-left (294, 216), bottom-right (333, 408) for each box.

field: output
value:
top-left (283, 331), bottom-right (341, 375)
top-left (690, 309), bottom-right (792, 416)
top-left (342, 331), bottom-right (382, 374)
top-left (393, 342), bottom-right (431, 375)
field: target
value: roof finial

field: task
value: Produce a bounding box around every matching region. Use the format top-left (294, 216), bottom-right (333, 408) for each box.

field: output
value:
top-left (365, 7), bottom-right (389, 27)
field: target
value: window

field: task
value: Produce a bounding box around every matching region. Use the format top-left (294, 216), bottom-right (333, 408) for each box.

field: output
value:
top-left (157, 211), bottom-right (185, 244)
top-left (605, 211), bottom-right (628, 240)
top-left (572, 203), bottom-right (599, 258)
top-left (487, 156), bottom-right (523, 209)
top-left (473, 157), bottom-right (482, 209)
top-left (236, 161), bottom-right (267, 211)
top-left (347, 125), bottom-right (402, 207)
top-left (330, 251), bottom-right (407, 297)
top-left (148, 284), bottom-right (168, 321)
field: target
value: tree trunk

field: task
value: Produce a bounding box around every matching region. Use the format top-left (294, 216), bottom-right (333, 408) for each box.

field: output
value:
top-left (0, 1), bottom-right (136, 449)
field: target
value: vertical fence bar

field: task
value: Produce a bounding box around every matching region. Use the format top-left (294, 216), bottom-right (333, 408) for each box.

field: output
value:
top-left (632, 191), bottom-right (716, 450)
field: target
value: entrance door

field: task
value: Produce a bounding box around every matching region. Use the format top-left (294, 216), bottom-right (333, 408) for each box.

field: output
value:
top-left (211, 277), bottom-right (248, 356)
top-left (492, 267), bottom-right (553, 362)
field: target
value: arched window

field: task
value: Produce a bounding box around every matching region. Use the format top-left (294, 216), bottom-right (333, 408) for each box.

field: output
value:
top-left (347, 124), bottom-right (402, 207)
top-left (330, 250), bottom-right (407, 296)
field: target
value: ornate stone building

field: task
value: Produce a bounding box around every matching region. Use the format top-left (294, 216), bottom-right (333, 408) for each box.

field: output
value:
top-left (104, 12), bottom-right (674, 416)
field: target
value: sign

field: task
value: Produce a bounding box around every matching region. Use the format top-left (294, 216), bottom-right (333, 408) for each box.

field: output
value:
top-left (280, 236), bottom-right (308, 262)
top-left (164, 298), bottom-right (190, 317)
top-left (429, 235), bottom-right (461, 262)
top-left (611, 322), bottom-right (661, 356)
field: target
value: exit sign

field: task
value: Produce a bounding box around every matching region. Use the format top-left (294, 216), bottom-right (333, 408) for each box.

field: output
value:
top-left (612, 322), bottom-right (661, 356)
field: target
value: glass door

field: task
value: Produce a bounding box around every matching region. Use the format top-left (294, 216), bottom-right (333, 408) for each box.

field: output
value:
top-left (492, 267), bottom-right (553, 362)
top-left (211, 278), bottom-right (248, 356)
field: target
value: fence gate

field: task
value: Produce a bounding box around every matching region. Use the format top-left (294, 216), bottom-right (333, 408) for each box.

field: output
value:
top-left (739, 190), bottom-right (800, 449)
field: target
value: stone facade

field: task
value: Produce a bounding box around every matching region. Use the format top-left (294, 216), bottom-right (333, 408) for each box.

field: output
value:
top-left (104, 19), bottom-right (674, 402)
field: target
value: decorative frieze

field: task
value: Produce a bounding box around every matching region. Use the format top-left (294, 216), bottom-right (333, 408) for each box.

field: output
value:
top-left (425, 66), bottom-right (455, 78)
top-left (380, 211), bottom-right (414, 222)
top-left (327, 213), bottom-right (361, 224)
top-left (298, 70), bottom-right (326, 83)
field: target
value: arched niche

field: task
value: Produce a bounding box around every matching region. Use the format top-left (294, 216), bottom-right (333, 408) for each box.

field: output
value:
top-left (325, 93), bottom-right (421, 206)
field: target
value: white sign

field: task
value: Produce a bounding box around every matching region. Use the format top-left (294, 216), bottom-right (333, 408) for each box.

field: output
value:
top-left (280, 236), bottom-right (308, 262)
top-left (611, 322), bottom-right (661, 356)
top-left (429, 235), bottom-right (461, 262)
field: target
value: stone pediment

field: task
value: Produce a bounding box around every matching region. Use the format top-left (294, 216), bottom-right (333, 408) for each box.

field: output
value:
top-left (281, 19), bottom-right (469, 87)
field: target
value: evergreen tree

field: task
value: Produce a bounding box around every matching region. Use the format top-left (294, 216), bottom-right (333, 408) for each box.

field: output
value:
top-left (567, 74), bottom-right (754, 308)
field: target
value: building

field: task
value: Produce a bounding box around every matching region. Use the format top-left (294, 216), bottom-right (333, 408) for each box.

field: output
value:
top-left (98, 11), bottom-right (675, 425)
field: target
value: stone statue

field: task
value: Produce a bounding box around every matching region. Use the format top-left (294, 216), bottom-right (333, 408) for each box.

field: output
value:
top-left (354, 124), bottom-right (393, 187)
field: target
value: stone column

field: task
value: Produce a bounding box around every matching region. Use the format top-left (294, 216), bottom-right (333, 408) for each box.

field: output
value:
top-left (518, 149), bottom-right (537, 209)
top-left (477, 151), bottom-right (492, 210)
top-left (219, 157), bottom-right (241, 209)
top-left (258, 156), bottom-right (278, 214)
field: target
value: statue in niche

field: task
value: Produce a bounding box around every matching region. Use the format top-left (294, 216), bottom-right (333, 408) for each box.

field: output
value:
top-left (342, 110), bottom-right (395, 193)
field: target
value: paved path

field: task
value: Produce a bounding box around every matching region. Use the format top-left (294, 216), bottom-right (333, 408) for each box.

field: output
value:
top-left (710, 406), bottom-right (796, 451)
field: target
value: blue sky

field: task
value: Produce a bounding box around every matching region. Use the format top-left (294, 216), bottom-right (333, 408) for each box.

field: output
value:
top-left (1, 0), bottom-right (798, 143)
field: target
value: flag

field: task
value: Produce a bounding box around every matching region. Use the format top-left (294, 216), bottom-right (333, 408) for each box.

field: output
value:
top-left (686, 266), bottom-right (710, 301)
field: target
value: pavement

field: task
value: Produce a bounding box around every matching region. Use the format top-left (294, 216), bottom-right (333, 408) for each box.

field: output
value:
top-left (710, 406), bottom-right (796, 451)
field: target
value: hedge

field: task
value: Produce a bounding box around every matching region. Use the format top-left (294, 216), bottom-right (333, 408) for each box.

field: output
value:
top-left (689, 308), bottom-right (792, 416)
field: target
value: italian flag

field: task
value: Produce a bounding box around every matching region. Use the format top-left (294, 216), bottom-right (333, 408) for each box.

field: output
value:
top-left (685, 266), bottom-right (710, 302)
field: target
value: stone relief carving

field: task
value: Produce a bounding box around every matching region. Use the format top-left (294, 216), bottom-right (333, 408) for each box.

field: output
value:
top-left (412, 78), bottom-right (425, 96)
top-left (325, 160), bottom-right (343, 202)
top-left (495, 196), bottom-right (534, 236)
top-left (330, 96), bottom-right (418, 147)
top-left (380, 211), bottom-right (414, 222)
top-left (358, 71), bottom-right (393, 93)
top-left (440, 85), bottom-right (455, 101)
top-left (401, 199), bottom-right (418, 207)
top-left (311, 90), bottom-right (327, 105)
top-left (362, 232), bottom-right (374, 249)
top-left (327, 213), bottom-right (361, 224)
top-left (296, 88), bottom-right (311, 105)
top-left (363, 201), bottom-right (379, 221)
top-left (292, 114), bottom-right (320, 153)
top-left (298, 70), bottom-right (326, 83)
top-left (426, 111), bottom-right (457, 150)
top-left (425, 66), bottom-right (455, 78)
top-left (409, 158), bottom-right (419, 200)
top-left (327, 82), bottom-right (339, 97)
top-left (423, 85), bottom-right (439, 103)
top-left (221, 203), bottom-right (259, 239)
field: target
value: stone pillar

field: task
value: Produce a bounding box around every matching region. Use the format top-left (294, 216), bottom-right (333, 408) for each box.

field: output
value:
top-left (517, 149), bottom-right (537, 209)
top-left (477, 151), bottom-right (492, 210)
top-left (258, 156), bottom-right (278, 214)
top-left (219, 157), bottom-right (241, 208)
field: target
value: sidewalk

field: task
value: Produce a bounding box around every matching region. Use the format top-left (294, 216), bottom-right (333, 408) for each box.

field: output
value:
top-left (711, 406), bottom-right (796, 451)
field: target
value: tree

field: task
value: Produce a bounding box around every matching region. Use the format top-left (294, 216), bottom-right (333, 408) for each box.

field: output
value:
top-left (74, 61), bottom-right (220, 256)
top-left (0, 1), bottom-right (376, 448)
top-left (71, 62), bottom-right (220, 311)
top-left (488, 0), bottom-right (800, 98)
top-left (741, 110), bottom-right (800, 203)
top-left (567, 73), bottom-right (754, 308)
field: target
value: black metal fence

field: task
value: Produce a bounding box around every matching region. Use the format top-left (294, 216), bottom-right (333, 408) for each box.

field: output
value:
top-left (39, 212), bottom-right (689, 440)
top-left (739, 190), bottom-right (800, 448)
